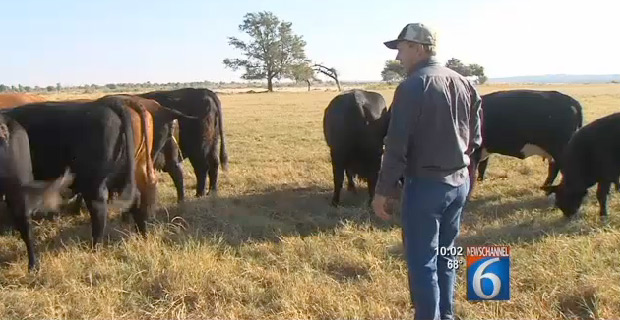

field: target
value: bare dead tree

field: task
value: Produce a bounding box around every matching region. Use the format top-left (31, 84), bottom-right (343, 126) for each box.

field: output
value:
top-left (313, 64), bottom-right (341, 91)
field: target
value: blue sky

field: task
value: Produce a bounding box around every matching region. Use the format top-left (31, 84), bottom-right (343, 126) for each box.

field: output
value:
top-left (1, 0), bottom-right (616, 86)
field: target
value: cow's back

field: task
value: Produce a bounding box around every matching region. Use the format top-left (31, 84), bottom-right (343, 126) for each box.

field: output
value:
top-left (2, 101), bottom-right (123, 182)
top-left (481, 90), bottom-right (582, 155)
top-left (323, 89), bottom-right (388, 148)
top-left (563, 112), bottom-right (620, 184)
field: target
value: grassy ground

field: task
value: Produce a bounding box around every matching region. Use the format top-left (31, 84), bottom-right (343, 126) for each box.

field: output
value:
top-left (1, 83), bottom-right (620, 319)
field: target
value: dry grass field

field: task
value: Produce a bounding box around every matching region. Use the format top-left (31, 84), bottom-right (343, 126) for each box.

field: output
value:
top-left (0, 83), bottom-right (620, 319)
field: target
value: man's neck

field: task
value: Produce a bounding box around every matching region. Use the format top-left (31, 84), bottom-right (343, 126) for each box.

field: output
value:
top-left (407, 56), bottom-right (435, 76)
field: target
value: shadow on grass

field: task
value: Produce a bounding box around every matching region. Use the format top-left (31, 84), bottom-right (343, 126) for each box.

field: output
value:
top-left (159, 184), bottom-right (397, 245)
top-left (6, 184), bottom-right (398, 263)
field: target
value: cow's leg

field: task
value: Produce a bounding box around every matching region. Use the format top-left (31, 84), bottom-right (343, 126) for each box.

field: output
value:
top-left (477, 158), bottom-right (489, 181)
top-left (6, 197), bottom-right (37, 271)
top-left (596, 181), bottom-right (611, 223)
top-left (207, 152), bottom-right (219, 196)
top-left (189, 156), bottom-right (208, 198)
top-left (542, 160), bottom-right (560, 187)
top-left (164, 161), bottom-right (185, 203)
top-left (346, 170), bottom-right (356, 192)
top-left (330, 158), bottom-right (345, 207)
top-left (83, 186), bottom-right (109, 249)
top-left (129, 190), bottom-right (148, 236)
top-left (162, 139), bottom-right (185, 202)
top-left (367, 172), bottom-right (378, 207)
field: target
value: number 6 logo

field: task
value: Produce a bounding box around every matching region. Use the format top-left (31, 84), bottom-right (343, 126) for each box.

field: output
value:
top-left (472, 257), bottom-right (501, 299)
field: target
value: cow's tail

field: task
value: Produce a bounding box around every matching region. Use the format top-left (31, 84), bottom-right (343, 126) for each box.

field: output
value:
top-left (566, 94), bottom-right (584, 129)
top-left (130, 99), bottom-right (156, 187)
top-left (211, 92), bottom-right (229, 171)
top-left (106, 99), bottom-right (137, 211)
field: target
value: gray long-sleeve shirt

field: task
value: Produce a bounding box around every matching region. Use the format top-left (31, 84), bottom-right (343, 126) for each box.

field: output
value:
top-left (375, 57), bottom-right (482, 198)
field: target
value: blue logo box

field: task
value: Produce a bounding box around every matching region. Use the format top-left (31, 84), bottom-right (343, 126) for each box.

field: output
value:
top-left (466, 245), bottom-right (510, 301)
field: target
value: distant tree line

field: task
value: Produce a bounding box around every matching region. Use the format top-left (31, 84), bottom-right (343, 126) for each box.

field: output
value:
top-left (381, 58), bottom-right (488, 84)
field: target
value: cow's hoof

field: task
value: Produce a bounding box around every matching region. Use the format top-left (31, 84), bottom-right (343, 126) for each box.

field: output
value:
top-left (120, 211), bottom-right (131, 223)
top-left (28, 262), bottom-right (40, 273)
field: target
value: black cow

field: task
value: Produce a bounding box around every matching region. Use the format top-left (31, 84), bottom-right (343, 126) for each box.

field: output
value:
top-left (139, 88), bottom-right (228, 201)
top-left (0, 114), bottom-right (74, 271)
top-left (323, 89), bottom-right (390, 207)
top-left (543, 112), bottom-right (620, 222)
top-left (476, 89), bottom-right (583, 187)
top-left (2, 96), bottom-right (139, 249)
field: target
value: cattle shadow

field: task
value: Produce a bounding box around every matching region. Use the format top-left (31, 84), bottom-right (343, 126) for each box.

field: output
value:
top-left (462, 187), bottom-right (555, 226)
top-left (156, 184), bottom-right (398, 246)
top-left (3, 184), bottom-right (398, 264)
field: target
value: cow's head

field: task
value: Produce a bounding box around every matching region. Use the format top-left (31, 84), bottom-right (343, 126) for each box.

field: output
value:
top-left (542, 183), bottom-right (587, 218)
top-left (22, 168), bottom-right (75, 212)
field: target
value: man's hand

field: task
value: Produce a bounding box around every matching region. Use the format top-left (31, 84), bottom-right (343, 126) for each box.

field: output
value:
top-left (372, 194), bottom-right (392, 221)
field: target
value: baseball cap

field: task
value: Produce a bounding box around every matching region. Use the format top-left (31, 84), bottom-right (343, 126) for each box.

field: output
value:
top-left (384, 23), bottom-right (437, 49)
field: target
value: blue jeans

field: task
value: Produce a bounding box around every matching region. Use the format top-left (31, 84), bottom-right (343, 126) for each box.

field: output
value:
top-left (401, 176), bottom-right (470, 320)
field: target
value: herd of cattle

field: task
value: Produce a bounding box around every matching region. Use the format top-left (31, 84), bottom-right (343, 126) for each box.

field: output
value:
top-left (0, 89), bottom-right (227, 271)
top-left (323, 88), bottom-right (620, 223)
top-left (0, 86), bottom-right (618, 272)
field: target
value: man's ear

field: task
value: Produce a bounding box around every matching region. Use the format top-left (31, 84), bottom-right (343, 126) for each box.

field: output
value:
top-left (541, 185), bottom-right (559, 196)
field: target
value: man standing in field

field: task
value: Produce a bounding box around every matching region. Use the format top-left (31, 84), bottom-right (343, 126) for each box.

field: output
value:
top-left (372, 23), bottom-right (482, 320)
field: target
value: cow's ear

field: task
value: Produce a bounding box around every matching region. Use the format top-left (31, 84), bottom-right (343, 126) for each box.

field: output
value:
top-left (541, 185), bottom-right (559, 196)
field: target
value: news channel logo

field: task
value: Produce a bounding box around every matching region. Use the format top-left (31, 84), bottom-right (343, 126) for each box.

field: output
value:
top-left (466, 245), bottom-right (510, 301)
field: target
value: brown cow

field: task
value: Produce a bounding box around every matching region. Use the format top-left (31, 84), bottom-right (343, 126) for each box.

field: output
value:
top-left (63, 95), bottom-right (194, 220)
top-left (112, 96), bottom-right (157, 225)
top-left (0, 93), bottom-right (46, 107)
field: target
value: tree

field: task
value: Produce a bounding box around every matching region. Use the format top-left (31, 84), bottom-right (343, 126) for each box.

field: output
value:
top-left (445, 58), bottom-right (487, 84)
top-left (313, 64), bottom-right (341, 91)
top-left (445, 58), bottom-right (471, 77)
top-left (0, 84), bottom-right (8, 92)
top-left (381, 60), bottom-right (406, 83)
top-left (23, 86), bottom-right (31, 92)
top-left (46, 86), bottom-right (55, 92)
top-left (468, 63), bottom-right (487, 84)
top-left (56, 82), bottom-right (61, 92)
top-left (288, 61), bottom-right (316, 91)
top-left (223, 11), bottom-right (308, 92)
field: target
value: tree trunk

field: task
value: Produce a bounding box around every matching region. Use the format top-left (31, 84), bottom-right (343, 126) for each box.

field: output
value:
top-left (306, 80), bottom-right (311, 91)
top-left (267, 77), bottom-right (273, 92)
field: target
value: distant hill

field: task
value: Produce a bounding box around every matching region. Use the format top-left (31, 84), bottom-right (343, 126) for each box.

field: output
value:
top-left (489, 74), bottom-right (620, 84)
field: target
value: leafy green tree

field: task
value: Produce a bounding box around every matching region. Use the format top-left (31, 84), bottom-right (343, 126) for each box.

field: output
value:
top-left (381, 60), bottom-right (406, 82)
top-left (223, 11), bottom-right (308, 92)
top-left (289, 61), bottom-right (317, 91)
top-left (445, 58), bottom-right (487, 84)
top-left (445, 58), bottom-right (471, 77)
